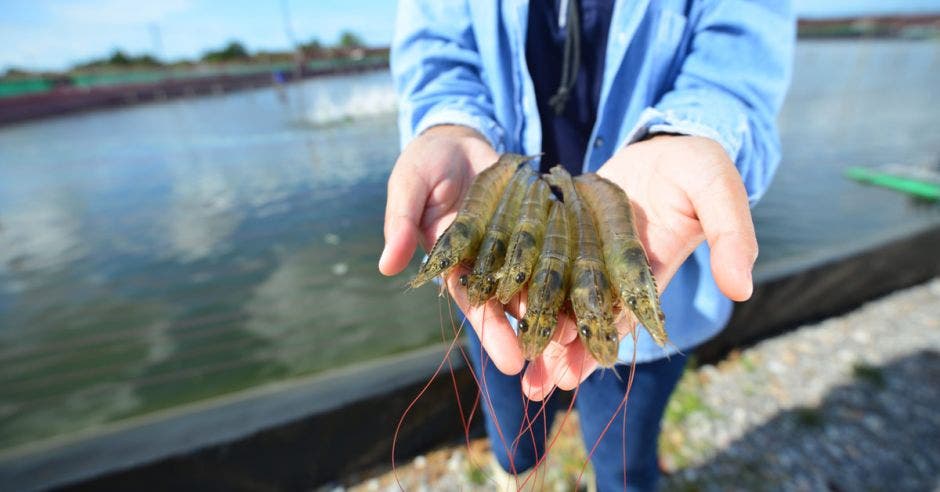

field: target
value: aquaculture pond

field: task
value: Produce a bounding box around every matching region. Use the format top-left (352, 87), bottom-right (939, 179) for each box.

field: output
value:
top-left (0, 40), bottom-right (938, 450)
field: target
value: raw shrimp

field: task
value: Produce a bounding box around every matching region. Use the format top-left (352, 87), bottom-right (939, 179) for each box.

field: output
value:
top-left (517, 199), bottom-right (571, 360)
top-left (575, 174), bottom-right (668, 347)
top-left (546, 166), bottom-right (619, 367)
top-left (465, 165), bottom-right (536, 305)
top-left (409, 154), bottom-right (531, 288)
top-left (495, 177), bottom-right (552, 305)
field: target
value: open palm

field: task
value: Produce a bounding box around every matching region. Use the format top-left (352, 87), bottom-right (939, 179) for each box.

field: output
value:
top-left (380, 125), bottom-right (529, 376)
top-left (381, 130), bottom-right (758, 399)
top-left (520, 135), bottom-right (758, 400)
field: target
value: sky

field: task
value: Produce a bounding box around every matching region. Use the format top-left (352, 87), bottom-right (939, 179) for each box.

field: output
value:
top-left (1, 0), bottom-right (939, 71)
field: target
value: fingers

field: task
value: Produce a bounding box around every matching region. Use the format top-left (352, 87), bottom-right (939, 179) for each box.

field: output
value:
top-left (520, 313), bottom-right (591, 400)
top-left (691, 165), bottom-right (759, 302)
top-left (446, 272), bottom-right (525, 376)
top-left (522, 340), bottom-right (597, 400)
top-left (379, 162), bottom-right (428, 276)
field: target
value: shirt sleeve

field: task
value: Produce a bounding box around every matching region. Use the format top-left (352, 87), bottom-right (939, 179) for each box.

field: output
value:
top-left (391, 0), bottom-right (505, 151)
top-left (624, 0), bottom-right (796, 205)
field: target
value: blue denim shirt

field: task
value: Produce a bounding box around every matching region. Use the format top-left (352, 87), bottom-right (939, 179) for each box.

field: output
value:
top-left (392, 0), bottom-right (795, 363)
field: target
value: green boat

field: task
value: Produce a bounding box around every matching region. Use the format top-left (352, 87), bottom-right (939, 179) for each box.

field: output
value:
top-left (844, 166), bottom-right (940, 201)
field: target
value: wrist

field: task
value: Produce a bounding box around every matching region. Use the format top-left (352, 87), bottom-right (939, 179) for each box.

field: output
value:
top-left (421, 124), bottom-right (490, 145)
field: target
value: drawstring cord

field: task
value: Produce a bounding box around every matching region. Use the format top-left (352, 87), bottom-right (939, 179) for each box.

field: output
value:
top-left (548, 0), bottom-right (581, 115)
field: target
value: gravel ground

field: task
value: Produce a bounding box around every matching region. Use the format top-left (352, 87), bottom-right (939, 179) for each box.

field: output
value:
top-left (337, 278), bottom-right (940, 491)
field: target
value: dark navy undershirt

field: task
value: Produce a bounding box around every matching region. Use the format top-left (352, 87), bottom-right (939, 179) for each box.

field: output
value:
top-left (526, 0), bottom-right (614, 175)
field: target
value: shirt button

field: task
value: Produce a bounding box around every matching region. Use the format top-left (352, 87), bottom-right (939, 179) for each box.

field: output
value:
top-left (594, 137), bottom-right (604, 148)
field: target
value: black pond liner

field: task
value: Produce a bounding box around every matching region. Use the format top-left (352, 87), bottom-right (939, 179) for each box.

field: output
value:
top-left (2, 225), bottom-right (939, 491)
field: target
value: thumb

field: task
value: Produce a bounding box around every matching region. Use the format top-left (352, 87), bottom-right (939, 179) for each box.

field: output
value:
top-left (692, 169), bottom-right (758, 301)
top-left (379, 165), bottom-right (428, 276)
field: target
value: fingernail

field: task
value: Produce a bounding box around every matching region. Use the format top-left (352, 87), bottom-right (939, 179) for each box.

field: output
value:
top-left (742, 267), bottom-right (754, 299)
top-left (378, 243), bottom-right (390, 269)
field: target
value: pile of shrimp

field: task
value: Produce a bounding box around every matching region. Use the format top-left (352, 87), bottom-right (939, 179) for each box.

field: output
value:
top-left (410, 153), bottom-right (668, 367)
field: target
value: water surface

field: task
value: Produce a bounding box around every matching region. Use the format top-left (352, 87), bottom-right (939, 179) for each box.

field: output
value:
top-left (0, 41), bottom-right (938, 451)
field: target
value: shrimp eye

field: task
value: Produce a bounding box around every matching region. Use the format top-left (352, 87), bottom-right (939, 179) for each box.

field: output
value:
top-left (519, 319), bottom-right (529, 333)
top-left (541, 328), bottom-right (552, 338)
top-left (579, 325), bottom-right (590, 338)
top-left (486, 274), bottom-right (495, 284)
top-left (515, 272), bottom-right (526, 283)
top-left (459, 274), bottom-right (468, 286)
top-left (606, 333), bottom-right (618, 343)
top-left (439, 258), bottom-right (450, 269)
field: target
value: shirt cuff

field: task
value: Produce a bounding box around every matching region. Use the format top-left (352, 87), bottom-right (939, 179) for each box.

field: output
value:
top-left (412, 107), bottom-right (506, 152)
top-left (622, 106), bottom-right (745, 163)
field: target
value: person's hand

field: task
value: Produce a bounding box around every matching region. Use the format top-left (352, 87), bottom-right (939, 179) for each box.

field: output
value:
top-left (520, 135), bottom-right (758, 400)
top-left (379, 125), bottom-right (528, 376)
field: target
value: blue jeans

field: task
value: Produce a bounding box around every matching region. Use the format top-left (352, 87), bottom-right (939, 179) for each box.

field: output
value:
top-left (466, 327), bottom-right (687, 492)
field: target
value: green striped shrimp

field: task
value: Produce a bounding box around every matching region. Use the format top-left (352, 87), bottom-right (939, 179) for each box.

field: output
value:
top-left (409, 154), bottom-right (530, 288)
top-left (495, 176), bottom-right (552, 305)
top-left (517, 199), bottom-right (571, 360)
top-left (465, 165), bottom-right (536, 306)
top-left (546, 166), bottom-right (619, 367)
top-left (575, 173), bottom-right (668, 347)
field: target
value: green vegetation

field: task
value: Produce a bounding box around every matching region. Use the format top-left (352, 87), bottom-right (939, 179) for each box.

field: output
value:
top-left (797, 16), bottom-right (940, 39)
top-left (0, 30), bottom-right (390, 98)
top-left (338, 30), bottom-right (365, 49)
top-left (201, 41), bottom-right (250, 63)
top-left (660, 366), bottom-right (716, 469)
top-left (852, 361), bottom-right (886, 388)
top-left (75, 49), bottom-right (163, 69)
top-left (793, 406), bottom-right (824, 428)
top-left (465, 463), bottom-right (487, 485)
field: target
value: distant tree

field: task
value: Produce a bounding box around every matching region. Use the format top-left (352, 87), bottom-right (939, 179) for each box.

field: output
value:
top-left (301, 38), bottom-right (323, 51)
top-left (202, 41), bottom-right (250, 63)
top-left (71, 50), bottom-right (164, 70)
top-left (337, 31), bottom-right (365, 49)
top-left (136, 54), bottom-right (162, 66)
top-left (2, 67), bottom-right (32, 79)
top-left (108, 49), bottom-right (132, 66)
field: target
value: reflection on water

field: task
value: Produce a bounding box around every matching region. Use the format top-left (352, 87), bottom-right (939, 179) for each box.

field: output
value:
top-left (0, 42), bottom-right (939, 450)
top-left (0, 72), bottom-right (442, 450)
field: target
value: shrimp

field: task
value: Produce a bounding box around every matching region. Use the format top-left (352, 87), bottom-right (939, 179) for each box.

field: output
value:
top-left (546, 166), bottom-right (619, 367)
top-left (517, 199), bottom-right (571, 360)
top-left (465, 165), bottom-right (536, 305)
top-left (409, 154), bottom-right (531, 288)
top-left (575, 174), bottom-right (668, 347)
top-left (495, 176), bottom-right (552, 304)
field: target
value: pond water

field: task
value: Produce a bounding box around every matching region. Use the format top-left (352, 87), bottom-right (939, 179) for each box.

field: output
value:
top-left (0, 40), bottom-right (938, 450)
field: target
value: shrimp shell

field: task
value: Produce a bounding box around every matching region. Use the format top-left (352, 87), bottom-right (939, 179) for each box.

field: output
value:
top-left (465, 165), bottom-right (536, 305)
top-left (546, 166), bottom-right (619, 367)
top-left (575, 174), bottom-right (668, 347)
top-left (409, 154), bottom-right (530, 288)
top-left (518, 199), bottom-right (571, 360)
top-left (495, 177), bottom-right (552, 304)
